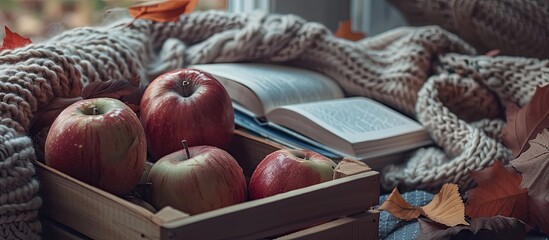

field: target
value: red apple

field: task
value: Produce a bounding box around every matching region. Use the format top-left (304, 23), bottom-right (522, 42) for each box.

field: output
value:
top-left (147, 142), bottom-right (247, 214)
top-left (249, 149), bottom-right (337, 200)
top-left (140, 68), bottom-right (234, 161)
top-left (45, 98), bottom-right (147, 196)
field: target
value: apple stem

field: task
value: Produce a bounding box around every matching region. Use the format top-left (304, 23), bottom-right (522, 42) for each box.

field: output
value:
top-left (92, 107), bottom-right (99, 115)
top-left (181, 80), bottom-right (191, 97)
top-left (181, 140), bottom-right (190, 159)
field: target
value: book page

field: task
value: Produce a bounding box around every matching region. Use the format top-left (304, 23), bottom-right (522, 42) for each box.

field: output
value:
top-left (191, 63), bottom-right (344, 115)
top-left (268, 97), bottom-right (425, 144)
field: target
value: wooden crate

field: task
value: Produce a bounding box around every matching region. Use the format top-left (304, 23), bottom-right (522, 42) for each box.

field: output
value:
top-left (37, 130), bottom-right (380, 240)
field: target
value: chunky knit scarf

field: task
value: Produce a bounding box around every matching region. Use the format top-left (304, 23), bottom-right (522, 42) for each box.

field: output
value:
top-left (1, 10), bottom-right (547, 238)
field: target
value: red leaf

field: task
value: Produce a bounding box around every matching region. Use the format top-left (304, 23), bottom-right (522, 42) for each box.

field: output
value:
top-left (81, 79), bottom-right (137, 100)
top-left (528, 196), bottom-right (549, 234)
top-left (0, 26), bottom-right (32, 51)
top-left (501, 85), bottom-right (549, 157)
top-left (334, 20), bottom-right (366, 41)
top-left (129, 0), bottom-right (196, 22)
top-left (465, 161), bottom-right (529, 221)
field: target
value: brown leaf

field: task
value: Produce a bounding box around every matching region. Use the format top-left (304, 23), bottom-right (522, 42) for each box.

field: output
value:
top-left (465, 161), bottom-right (529, 221)
top-left (528, 196), bottom-right (549, 234)
top-left (418, 216), bottom-right (530, 240)
top-left (511, 129), bottom-right (549, 200)
top-left (129, 0), bottom-right (196, 22)
top-left (378, 188), bottom-right (421, 220)
top-left (501, 85), bottom-right (549, 157)
top-left (30, 97), bottom-right (82, 134)
top-left (81, 79), bottom-right (137, 100)
top-left (332, 158), bottom-right (371, 179)
top-left (420, 183), bottom-right (469, 227)
top-left (334, 20), bottom-right (365, 41)
top-left (0, 26), bottom-right (32, 51)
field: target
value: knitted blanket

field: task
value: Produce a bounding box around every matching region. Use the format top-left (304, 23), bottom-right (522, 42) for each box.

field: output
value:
top-left (1, 10), bottom-right (547, 238)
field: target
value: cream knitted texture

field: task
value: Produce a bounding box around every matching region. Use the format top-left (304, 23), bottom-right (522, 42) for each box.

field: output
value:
top-left (388, 0), bottom-right (549, 59)
top-left (0, 11), bottom-right (547, 237)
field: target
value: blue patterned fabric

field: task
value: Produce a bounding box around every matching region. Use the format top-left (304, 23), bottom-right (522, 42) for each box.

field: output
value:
top-left (378, 190), bottom-right (434, 240)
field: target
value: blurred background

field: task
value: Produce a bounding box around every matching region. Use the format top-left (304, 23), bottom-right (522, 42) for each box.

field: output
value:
top-left (0, 0), bottom-right (227, 40)
top-left (0, 0), bottom-right (406, 41)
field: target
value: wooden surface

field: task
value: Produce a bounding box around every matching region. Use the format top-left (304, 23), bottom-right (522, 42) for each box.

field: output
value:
top-left (37, 130), bottom-right (380, 240)
top-left (36, 160), bottom-right (188, 240)
top-left (41, 216), bottom-right (89, 240)
top-left (276, 210), bottom-right (380, 240)
top-left (160, 171), bottom-right (379, 239)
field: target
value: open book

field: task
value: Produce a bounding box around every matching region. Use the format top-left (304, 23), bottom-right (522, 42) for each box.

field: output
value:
top-left (190, 63), bottom-right (432, 161)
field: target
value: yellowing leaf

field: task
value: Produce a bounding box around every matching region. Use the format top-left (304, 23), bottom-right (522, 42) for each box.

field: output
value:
top-left (378, 188), bottom-right (421, 220)
top-left (511, 129), bottom-right (549, 200)
top-left (419, 183), bottom-right (469, 227)
top-left (334, 20), bottom-right (365, 41)
top-left (418, 216), bottom-right (530, 240)
top-left (0, 26), bottom-right (32, 51)
top-left (465, 161), bottom-right (529, 220)
top-left (129, 0), bottom-right (196, 22)
top-left (501, 85), bottom-right (549, 157)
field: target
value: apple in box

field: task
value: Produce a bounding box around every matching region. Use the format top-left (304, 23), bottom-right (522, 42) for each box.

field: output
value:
top-left (140, 68), bottom-right (234, 161)
top-left (147, 141), bottom-right (247, 215)
top-left (249, 149), bottom-right (337, 200)
top-left (45, 98), bottom-right (147, 196)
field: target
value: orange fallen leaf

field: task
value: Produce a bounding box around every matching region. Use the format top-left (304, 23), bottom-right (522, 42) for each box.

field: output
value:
top-left (334, 20), bottom-right (365, 41)
top-left (465, 161), bottom-right (529, 221)
top-left (378, 188), bottom-right (421, 220)
top-left (0, 26), bottom-right (32, 51)
top-left (129, 0), bottom-right (197, 22)
top-left (419, 183), bottom-right (469, 227)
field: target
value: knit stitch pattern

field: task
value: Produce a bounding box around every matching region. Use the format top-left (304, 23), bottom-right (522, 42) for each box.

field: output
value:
top-left (388, 0), bottom-right (549, 59)
top-left (0, 10), bottom-right (547, 237)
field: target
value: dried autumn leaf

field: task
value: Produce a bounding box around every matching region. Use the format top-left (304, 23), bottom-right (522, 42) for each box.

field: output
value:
top-left (465, 161), bottom-right (529, 221)
top-left (528, 196), bottom-right (549, 234)
top-left (511, 129), bottom-right (549, 200)
top-left (0, 26), bottom-right (32, 51)
top-left (501, 85), bottom-right (549, 157)
top-left (378, 188), bottom-right (421, 220)
top-left (129, 0), bottom-right (196, 22)
top-left (332, 158), bottom-right (371, 179)
top-left (418, 216), bottom-right (530, 240)
top-left (334, 19), bottom-right (365, 41)
top-left (30, 97), bottom-right (83, 134)
top-left (420, 183), bottom-right (469, 227)
top-left (81, 79), bottom-right (137, 100)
